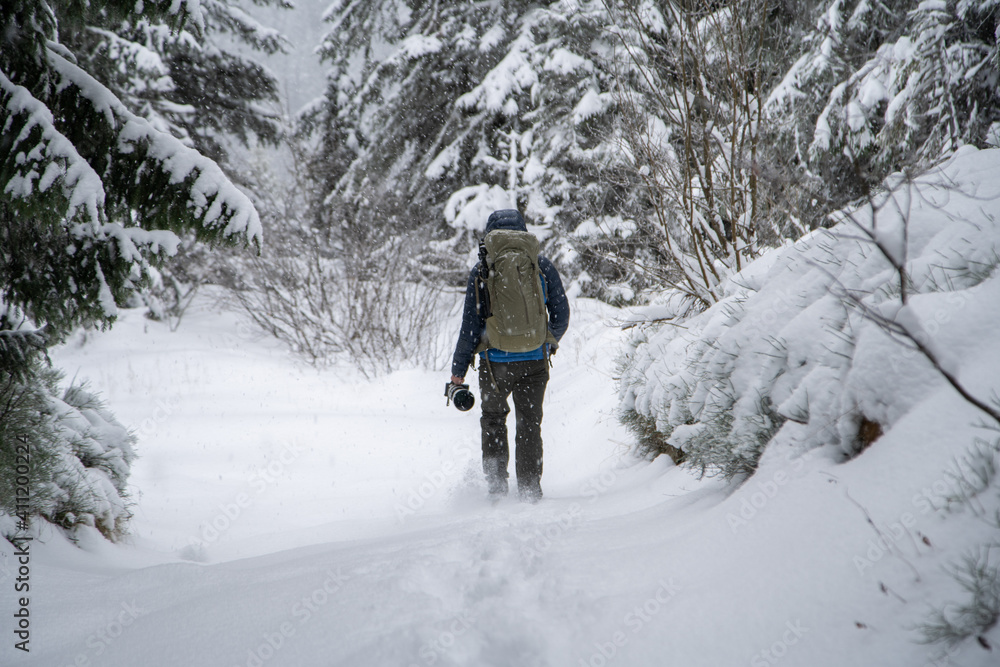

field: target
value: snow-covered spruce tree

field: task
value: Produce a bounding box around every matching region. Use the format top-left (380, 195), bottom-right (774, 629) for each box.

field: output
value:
top-left (0, 0), bottom-right (262, 540)
top-left (54, 0), bottom-right (290, 322)
top-left (766, 0), bottom-right (1000, 213)
top-left (307, 0), bottom-right (629, 290)
top-left (60, 0), bottom-right (289, 168)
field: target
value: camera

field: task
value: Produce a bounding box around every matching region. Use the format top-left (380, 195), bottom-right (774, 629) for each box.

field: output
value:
top-left (445, 382), bottom-right (475, 412)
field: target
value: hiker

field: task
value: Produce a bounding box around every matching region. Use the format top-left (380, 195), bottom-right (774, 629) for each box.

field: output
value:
top-left (449, 209), bottom-right (570, 503)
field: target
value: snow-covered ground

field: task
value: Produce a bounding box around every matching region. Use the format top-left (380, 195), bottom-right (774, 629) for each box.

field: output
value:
top-left (0, 288), bottom-right (993, 666)
top-left (5, 152), bottom-right (1000, 667)
top-left (8, 295), bottom-right (687, 666)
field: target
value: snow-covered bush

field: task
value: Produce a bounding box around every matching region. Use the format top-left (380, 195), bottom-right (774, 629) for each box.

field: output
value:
top-left (766, 0), bottom-right (1000, 214)
top-left (0, 361), bottom-right (135, 541)
top-left (920, 545), bottom-right (1000, 650)
top-left (230, 234), bottom-right (454, 378)
top-left (919, 436), bottom-right (1000, 650)
top-left (222, 149), bottom-right (454, 377)
top-left (618, 147), bottom-right (1000, 478)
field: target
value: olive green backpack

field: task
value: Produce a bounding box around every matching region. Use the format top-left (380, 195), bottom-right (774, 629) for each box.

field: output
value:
top-left (477, 229), bottom-right (551, 354)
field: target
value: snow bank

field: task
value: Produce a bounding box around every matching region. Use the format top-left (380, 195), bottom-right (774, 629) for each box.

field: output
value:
top-left (619, 147), bottom-right (1000, 477)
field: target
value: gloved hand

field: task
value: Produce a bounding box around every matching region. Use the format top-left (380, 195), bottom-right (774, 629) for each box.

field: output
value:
top-left (445, 380), bottom-right (475, 411)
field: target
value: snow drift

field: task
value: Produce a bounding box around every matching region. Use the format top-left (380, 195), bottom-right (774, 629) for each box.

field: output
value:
top-left (619, 146), bottom-right (1000, 479)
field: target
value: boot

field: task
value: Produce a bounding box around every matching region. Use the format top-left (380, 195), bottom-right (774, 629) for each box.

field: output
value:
top-left (518, 479), bottom-right (542, 504)
top-left (484, 458), bottom-right (508, 499)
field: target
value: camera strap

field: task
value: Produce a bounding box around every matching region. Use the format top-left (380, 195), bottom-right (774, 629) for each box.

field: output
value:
top-left (483, 352), bottom-right (500, 392)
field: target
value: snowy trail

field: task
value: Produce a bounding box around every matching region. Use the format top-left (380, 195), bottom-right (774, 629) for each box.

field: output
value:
top-left (7, 288), bottom-right (1000, 666)
top-left (21, 478), bottom-right (683, 667)
top-left (17, 294), bottom-right (700, 666)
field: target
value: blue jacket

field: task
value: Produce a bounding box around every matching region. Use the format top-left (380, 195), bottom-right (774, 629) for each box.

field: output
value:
top-left (451, 210), bottom-right (570, 379)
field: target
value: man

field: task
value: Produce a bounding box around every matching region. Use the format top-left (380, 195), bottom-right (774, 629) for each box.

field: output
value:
top-left (450, 209), bottom-right (570, 503)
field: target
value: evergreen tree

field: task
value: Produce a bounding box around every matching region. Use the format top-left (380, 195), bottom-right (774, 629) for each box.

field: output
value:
top-left (53, 0), bottom-right (293, 322)
top-left (0, 0), bottom-right (265, 537)
top-left (765, 0), bottom-right (1000, 210)
top-left (308, 0), bottom-right (628, 285)
top-left (59, 0), bottom-right (290, 169)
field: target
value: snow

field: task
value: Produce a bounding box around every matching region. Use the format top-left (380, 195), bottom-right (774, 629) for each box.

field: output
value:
top-left (543, 48), bottom-right (591, 76)
top-left (764, 56), bottom-right (808, 109)
top-left (0, 70), bottom-right (106, 227)
top-left (169, 0), bottom-right (205, 29)
top-left (479, 25), bottom-right (506, 53)
top-left (988, 122), bottom-right (1000, 148)
top-left (393, 35), bottom-right (443, 61)
top-left (424, 141), bottom-right (461, 180)
top-left (521, 154), bottom-right (546, 184)
top-left (857, 75), bottom-right (887, 109)
top-left (810, 82), bottom-right (847, 153)
top-left (571, 88), bottom-right (610, 124)
top-left (93, 263), bottom-right (118, 318)
top-left (572, 215), bottom-right (637, 239)
top-left (444, 184), bottom-right (515, 233)
top-left (456, 34), bottom-right (538, 113)
top-left (85, 27), bottom-right (170, 78)
top-left (8, 140), bottom-right (1000, 665)
top-left (0, 296), bottom-right (983, 666)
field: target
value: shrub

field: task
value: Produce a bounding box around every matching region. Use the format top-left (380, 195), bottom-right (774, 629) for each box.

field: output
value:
top-left (1, 361), bottom-right (135, 541)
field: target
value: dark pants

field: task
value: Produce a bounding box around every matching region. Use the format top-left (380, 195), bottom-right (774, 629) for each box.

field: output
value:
top-left (479, 359), bottom-right (549, 491)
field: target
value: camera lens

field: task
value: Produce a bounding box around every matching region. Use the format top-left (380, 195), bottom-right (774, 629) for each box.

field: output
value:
top-left (445, 382), bottom-right (476, 412)
top-left (453, 387), bottom-right (475, 412)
